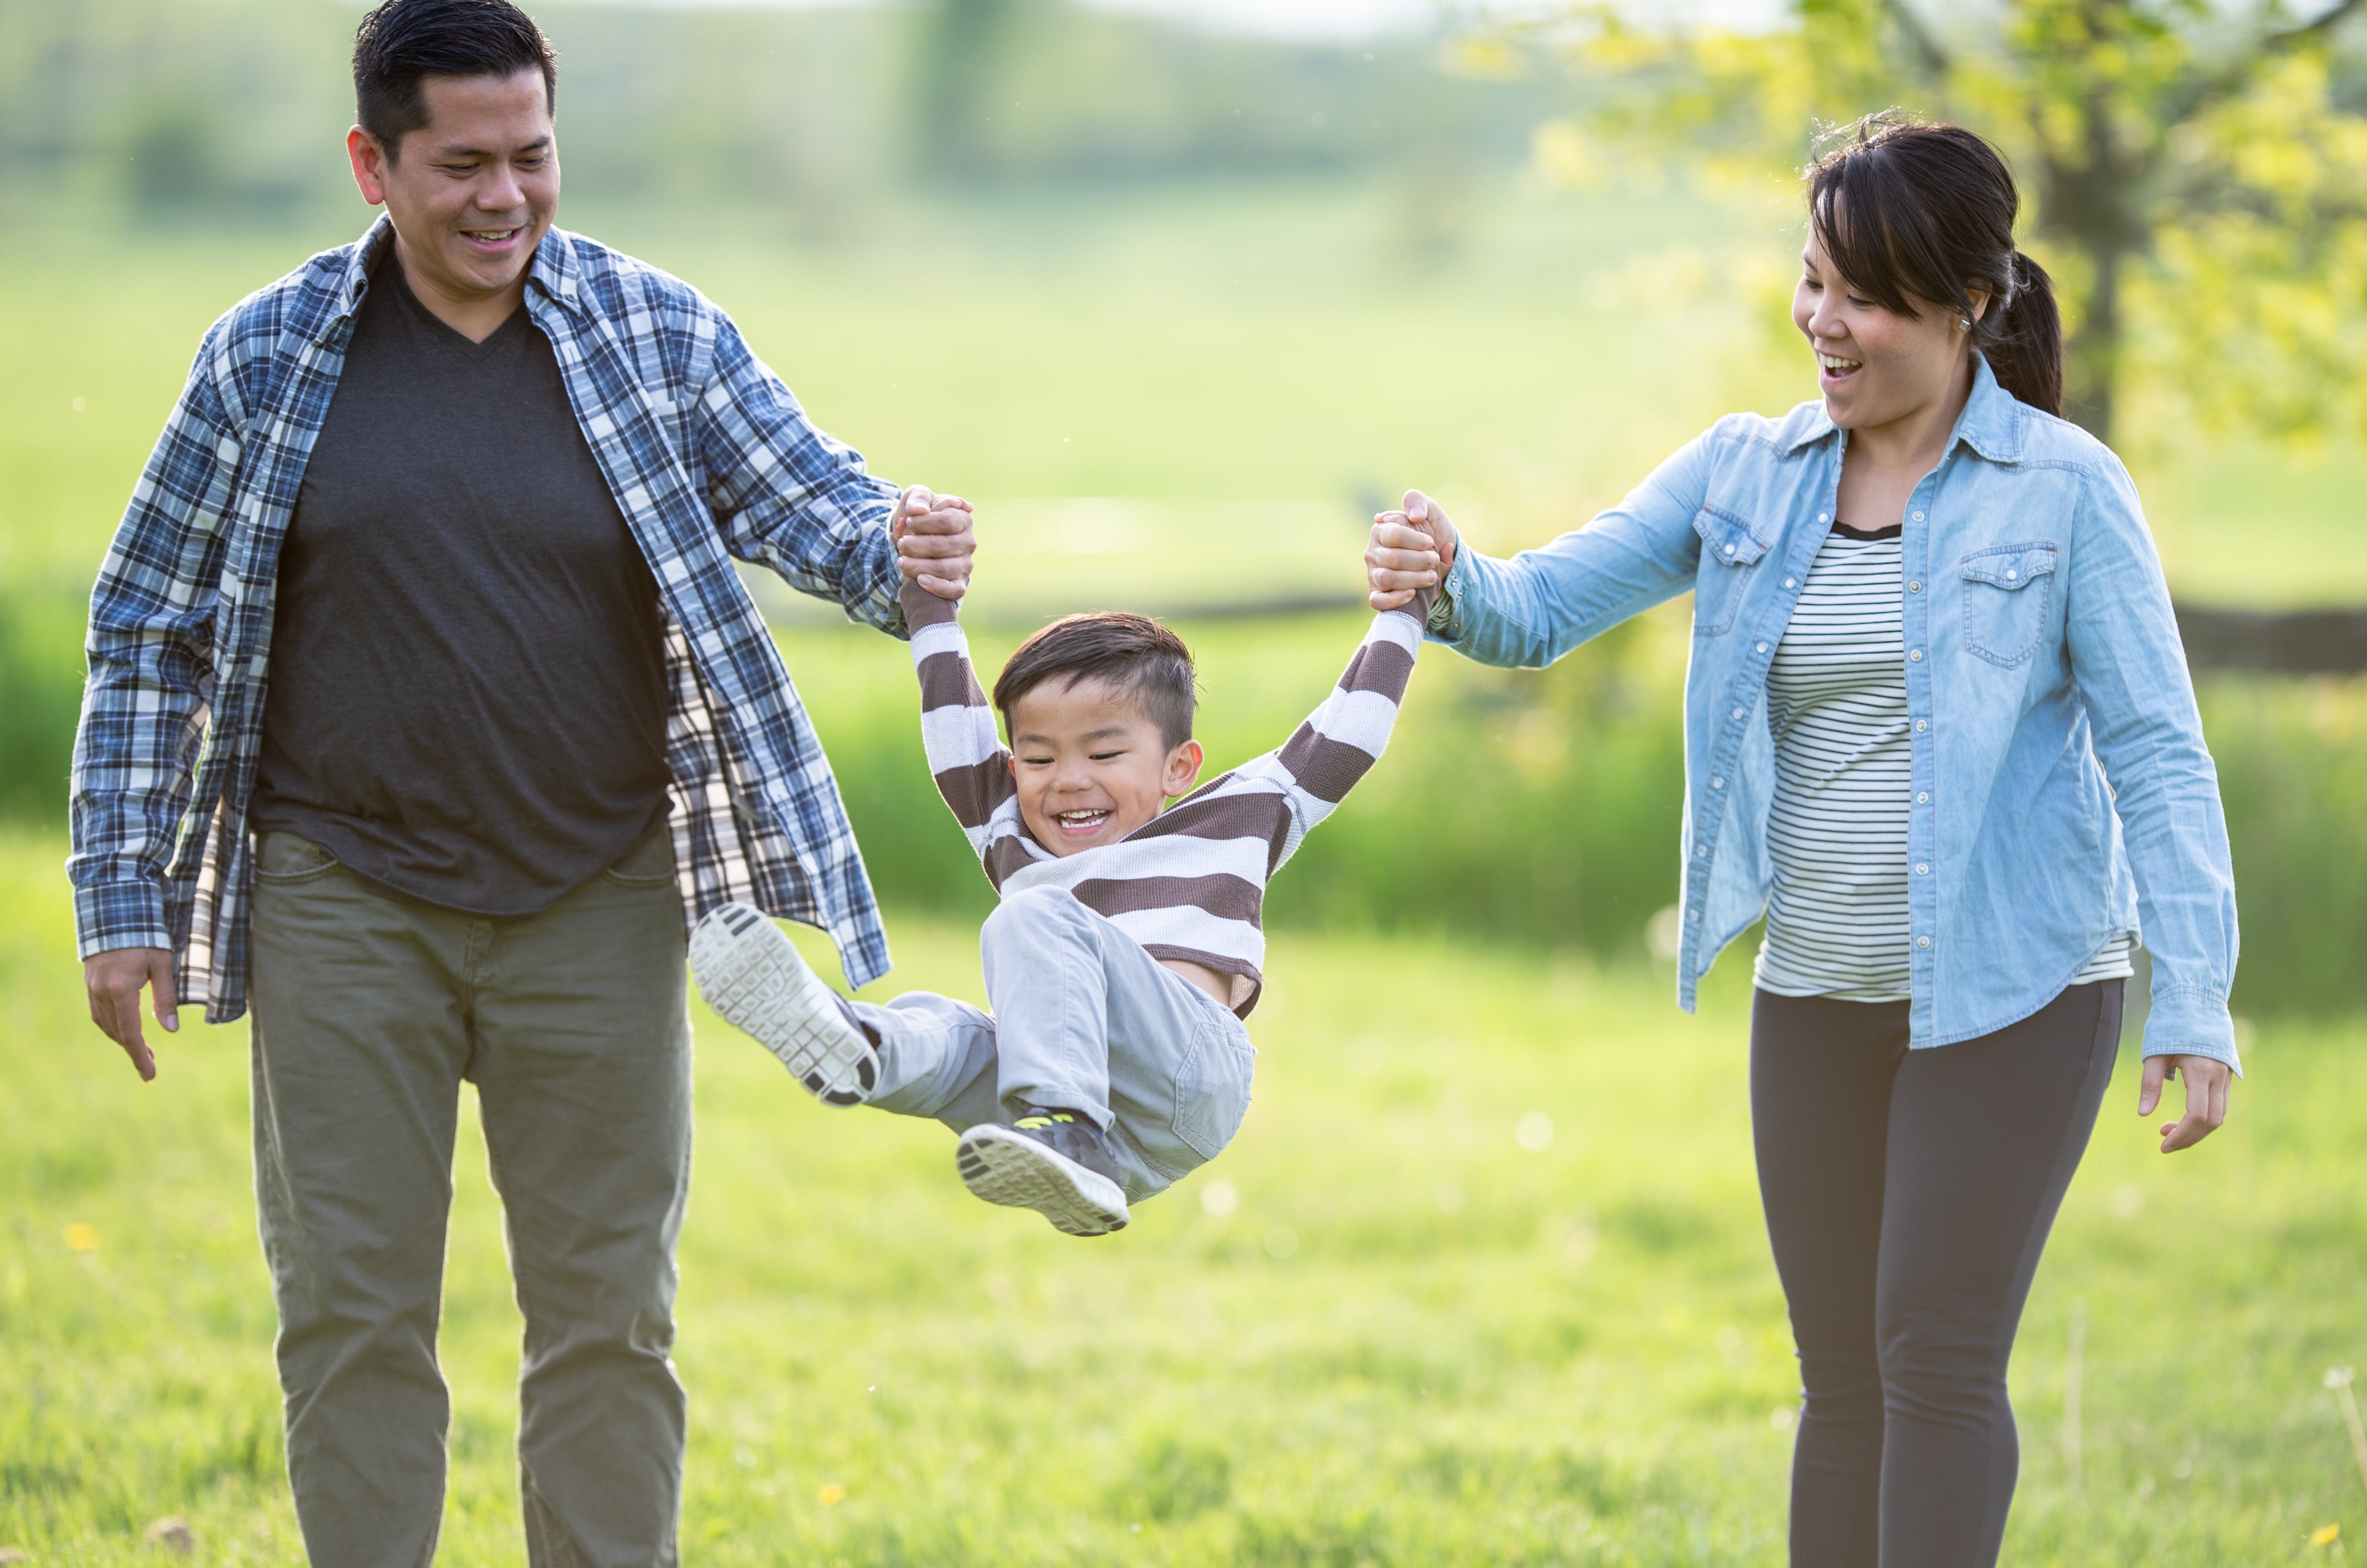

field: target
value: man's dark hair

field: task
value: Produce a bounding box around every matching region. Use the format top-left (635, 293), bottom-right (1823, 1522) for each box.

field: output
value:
top-left (993, 613), bottom-right (1198, 751)
top-left (353, 0), bottom-right (557, 160)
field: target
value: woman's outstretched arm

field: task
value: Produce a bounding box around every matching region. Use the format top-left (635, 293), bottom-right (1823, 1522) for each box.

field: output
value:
top-left (1368, 435), bottom-right (1718, 669)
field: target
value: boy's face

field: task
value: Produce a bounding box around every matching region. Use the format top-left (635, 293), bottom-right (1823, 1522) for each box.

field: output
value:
top-left (1005, 678), bottom-right (1203, 857)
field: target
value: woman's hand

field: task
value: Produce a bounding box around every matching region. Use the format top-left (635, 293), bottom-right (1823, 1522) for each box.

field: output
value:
top-left (2137, 1053), bottom-right (2230, 1152)
top-left (1366, 489), bottom-right (1460, 611)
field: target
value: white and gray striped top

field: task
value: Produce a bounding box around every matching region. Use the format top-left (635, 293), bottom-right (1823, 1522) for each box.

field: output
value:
top-left (902, 581), bottom-right (1429, 1017)
top-left (1753, 523), bottom-right (2133, 1001)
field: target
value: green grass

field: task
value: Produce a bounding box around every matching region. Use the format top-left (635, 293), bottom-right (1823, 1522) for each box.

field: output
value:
top-left (3, 831), bottom-right (2364, 1564)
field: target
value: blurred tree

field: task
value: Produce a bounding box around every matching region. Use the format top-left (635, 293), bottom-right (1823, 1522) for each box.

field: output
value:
top-left (1517, 0), bottom-right (2367, 448)
top-left (914, 0), bottom-right (1021, 179)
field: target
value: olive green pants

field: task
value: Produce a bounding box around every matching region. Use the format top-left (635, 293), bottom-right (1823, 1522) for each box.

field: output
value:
top-left (248, 829), bottom-right (692, 1568)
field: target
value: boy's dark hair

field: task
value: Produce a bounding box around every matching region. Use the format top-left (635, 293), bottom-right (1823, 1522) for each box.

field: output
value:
top-left (993, 613), bottom-right (1197, 751)
top-left (353, 0), bottom-right (557, 161)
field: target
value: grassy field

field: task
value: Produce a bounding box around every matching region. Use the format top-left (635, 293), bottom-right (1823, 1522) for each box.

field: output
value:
top-left (4, 181), bottom-right (2365, 1562)
top-left (5, 830), bottom-right (2366, 1565)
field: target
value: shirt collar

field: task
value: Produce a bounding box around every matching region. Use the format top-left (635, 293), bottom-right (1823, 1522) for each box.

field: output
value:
top-left (1947, 354), bottom-right (2024, 464)
top-left (1780, 352), bottom-right (2026, 463)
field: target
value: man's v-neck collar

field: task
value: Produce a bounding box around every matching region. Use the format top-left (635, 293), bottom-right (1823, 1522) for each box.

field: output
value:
top-left (381, 250), bottom-right (529, 363)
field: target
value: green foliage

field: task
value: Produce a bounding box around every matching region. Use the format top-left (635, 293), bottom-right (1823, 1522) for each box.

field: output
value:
top-left (4, 836), bottom-right (2364, 1563)
top-left (0, 587), bottom-right (82, 826)
top-left (1515, 0), bottom-right (2367, 450)
top-left (2202, 674), bottom-right (2367, 1015)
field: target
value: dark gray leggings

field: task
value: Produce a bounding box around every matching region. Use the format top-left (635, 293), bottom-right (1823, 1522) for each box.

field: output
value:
top-left (1751, 981), bottom-right (2122, 1568)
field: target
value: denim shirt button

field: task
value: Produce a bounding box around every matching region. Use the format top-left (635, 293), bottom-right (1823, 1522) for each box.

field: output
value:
top-left (1710, 776), bottom-right (1725, 789)
top-left (1916, 791), bottom-right (1929, 804)
top-left (1915, 720), bottom-right (1927, 733)
top-left (1909, 649), bottom-right (1923, 662)
top-left (1908, 580), bottom-right (1922, 593)
top-left (1688, 909), bottom-right (1702, 922)
top-left (1696, 846), bottom-right (1709, 858)
top-left (1915, 863), bottom-right (1929, 875)
top-left (1756, 642), bottom-right (1769, 653)
top-left (1731, 707), bottom-right (1746, 720)
top-left (1916, 936), bottom-right (1931, 949)
top-left (1783, 577), bottom-right (1797, 589)
top-left (1911, 510), bottom-right (1925, 522)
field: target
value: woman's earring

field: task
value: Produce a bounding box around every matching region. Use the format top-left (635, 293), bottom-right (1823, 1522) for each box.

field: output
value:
top-left (1957, 318), bottom-right (1972, 332)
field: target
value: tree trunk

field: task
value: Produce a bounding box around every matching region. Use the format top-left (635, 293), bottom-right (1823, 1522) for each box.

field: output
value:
top-left (2042, 45), bottom-right (2137, 444)
top-left (914, 0), bottom-right (1017, 180)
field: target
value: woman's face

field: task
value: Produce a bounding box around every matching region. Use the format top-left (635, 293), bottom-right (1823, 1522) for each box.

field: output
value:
top-left (1792, 224), bottom-right (1983, 434)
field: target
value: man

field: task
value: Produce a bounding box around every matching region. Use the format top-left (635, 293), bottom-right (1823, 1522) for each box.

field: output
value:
top-left (68, 2), bottom-right (973, 1561)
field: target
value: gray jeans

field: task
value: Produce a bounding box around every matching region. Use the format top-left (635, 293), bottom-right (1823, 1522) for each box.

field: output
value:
top-left (248, 829), bottom-right (691, 1568)
top-left (851, 884), bottom-right (1258, 1201)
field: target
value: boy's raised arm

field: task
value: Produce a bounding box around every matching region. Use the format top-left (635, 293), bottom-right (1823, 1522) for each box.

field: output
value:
top-left (1164, 585), bottom-right (1436, 872)
top-left (898, 578), bottom-right (1018, 876)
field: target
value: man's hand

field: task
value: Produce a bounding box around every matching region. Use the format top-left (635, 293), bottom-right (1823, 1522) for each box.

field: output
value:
top-left (84, 946), bottom-right (178, 1082)
top-left (891, 484), bottom-right (975, 601)
top-left (1366, 488), bottom-right (1460, 611)
top-left (2137, 1053), bottom-right (2231, 1152)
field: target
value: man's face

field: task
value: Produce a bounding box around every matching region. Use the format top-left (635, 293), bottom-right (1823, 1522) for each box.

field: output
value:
top-left (346, 68), bottom-right (558, 308)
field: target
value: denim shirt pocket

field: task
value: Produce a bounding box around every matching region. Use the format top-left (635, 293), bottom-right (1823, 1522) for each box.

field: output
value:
top-left (1960, 543), bottom-right (2058, 668)
top-left (1691, 505), bottom-right (1770, 637)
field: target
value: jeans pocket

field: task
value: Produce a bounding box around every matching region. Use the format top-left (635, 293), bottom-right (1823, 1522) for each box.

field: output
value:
top-left (253, 832), bottom-right (338, 884)
top-left (599, 826), bottom-right (679, 888)
top-left (1170, 1015), bottom-right (1257, 1163)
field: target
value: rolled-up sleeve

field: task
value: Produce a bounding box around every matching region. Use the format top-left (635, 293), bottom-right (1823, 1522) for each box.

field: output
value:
top-left (69, 322), bottom-right (241, 959)
top-left (1434, 433), bottom-right (1712, 667)
top-left (2065, 455), bottom-right (2243, 1073)
top-left (696, 312), bottom-right (906, 636)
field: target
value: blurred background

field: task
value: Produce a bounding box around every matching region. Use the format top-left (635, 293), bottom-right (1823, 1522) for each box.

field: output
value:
top-left (6, 5), bottom-right (2367, 1562)
top-left (2, 0), bottom-right (2363, 1006)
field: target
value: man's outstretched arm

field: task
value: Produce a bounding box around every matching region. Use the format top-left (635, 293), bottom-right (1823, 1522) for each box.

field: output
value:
top-left (697, 313), bottom-right (972, 631)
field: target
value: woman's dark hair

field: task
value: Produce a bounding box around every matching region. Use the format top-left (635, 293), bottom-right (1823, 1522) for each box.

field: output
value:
top-left (1807, 110), bottom-right (2063, 417)
top-left (353, 0), bottom-right (557, 160)
top-left (994, 612), bottom-right (1198, 750)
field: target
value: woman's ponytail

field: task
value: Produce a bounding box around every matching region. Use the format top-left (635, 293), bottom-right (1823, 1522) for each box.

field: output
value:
top-left (1977, 251), bottom-right (2064, 418)
top-left (1808, 115), bottom-right (2066, 419)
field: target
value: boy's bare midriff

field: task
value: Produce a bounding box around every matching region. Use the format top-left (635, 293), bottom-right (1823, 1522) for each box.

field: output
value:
top-left (1159, 957), bottom-right (1234, 1007)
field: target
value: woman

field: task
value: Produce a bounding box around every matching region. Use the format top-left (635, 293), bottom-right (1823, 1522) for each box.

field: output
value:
top-left (1365, 113), bottom-right (2239, 1567)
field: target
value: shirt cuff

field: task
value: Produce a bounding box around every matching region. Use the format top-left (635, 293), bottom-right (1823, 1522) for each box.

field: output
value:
top-left (1425, 552), bottom-right (1471, 642)
top-left (75, 878), bottom-right (173, 962)
top-left (2139, 983), bottom-right (2243, 1077)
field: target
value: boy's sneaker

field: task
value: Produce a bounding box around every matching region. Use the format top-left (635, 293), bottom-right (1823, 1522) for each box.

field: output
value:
top-left (955, 1117), bottom-right (1131, 1237)
top-left (689, 903), bottom-right (880, 1107)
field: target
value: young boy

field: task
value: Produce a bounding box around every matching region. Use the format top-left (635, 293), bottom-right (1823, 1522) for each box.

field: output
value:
top-left (690, 572), bottom-right (1434, 1236)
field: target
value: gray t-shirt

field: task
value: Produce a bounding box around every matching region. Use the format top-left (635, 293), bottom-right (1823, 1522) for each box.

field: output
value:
top-left (251, 251), bottom-right (672, 915)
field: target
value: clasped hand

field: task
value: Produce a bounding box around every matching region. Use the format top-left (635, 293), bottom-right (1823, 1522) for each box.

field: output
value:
top-left (1365, 489), bottom-right (1458, 611)
top-left (892, 484), bottom-right (975, 600)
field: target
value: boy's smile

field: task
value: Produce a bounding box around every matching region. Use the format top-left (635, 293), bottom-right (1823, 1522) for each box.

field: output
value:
top-left (1005, 677), bottom-right (1203, 857)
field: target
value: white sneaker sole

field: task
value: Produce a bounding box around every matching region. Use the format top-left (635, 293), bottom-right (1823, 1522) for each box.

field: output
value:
top-left (689, 903), bottom-right (878, 1107)
top-left (955, 1124), bottom-right (1131, 1237)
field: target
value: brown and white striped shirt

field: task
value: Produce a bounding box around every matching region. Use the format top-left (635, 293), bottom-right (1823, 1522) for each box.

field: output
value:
top-left (901, 582), bottom-right (1430, 1016)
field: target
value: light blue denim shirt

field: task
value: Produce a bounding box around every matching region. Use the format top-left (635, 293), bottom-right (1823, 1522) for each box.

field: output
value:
top-left (1433, 360), bottom-right (2242, 1071)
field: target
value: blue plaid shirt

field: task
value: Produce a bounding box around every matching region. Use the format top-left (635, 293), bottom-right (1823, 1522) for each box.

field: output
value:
top-left (70, 217), bottom-right (908, 1022)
